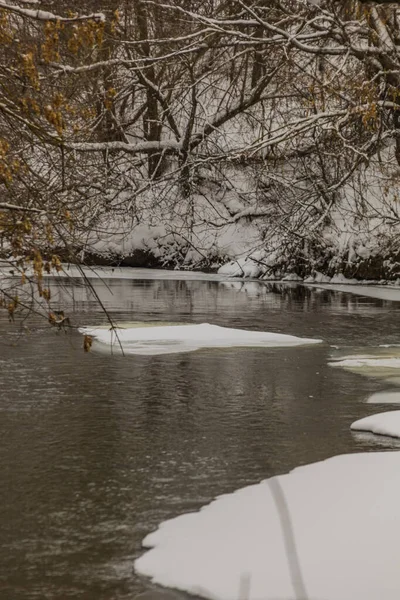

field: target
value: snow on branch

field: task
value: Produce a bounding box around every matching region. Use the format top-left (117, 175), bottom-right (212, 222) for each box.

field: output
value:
top-left (66, 140), bottom-right (182, 154)
top-left (0, 202), bottom-right (45, 213)
top-left (0, 1), bottom-right (105, 22)
top-left (211, 206), bottom-right (276, 227)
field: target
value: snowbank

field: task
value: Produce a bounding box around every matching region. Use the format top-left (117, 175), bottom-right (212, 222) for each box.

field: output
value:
top-left (217, 251), bottom-right (265, 278)
top-left (135, 452), bottom-right (400, 600)
top-left (351, 411), bottom-right (400, 438)
top-left (80, 323), bottom-right (322, 356)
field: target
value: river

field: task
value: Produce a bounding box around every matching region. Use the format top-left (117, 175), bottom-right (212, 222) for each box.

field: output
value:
top-left (0, 273), bottom-right (399, 599)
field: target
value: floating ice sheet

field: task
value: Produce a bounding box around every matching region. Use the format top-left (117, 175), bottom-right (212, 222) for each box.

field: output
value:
top-left (351, 411), bottom-right (400, 438)
top-left (330, 357), bottom-right (400, 369)
top-left (135, 452), bottom-right (400, 600)
top-left (328, 347), bottom-right (400, 384)
top-left (80, 323), bottom-right (322, 356)
top-left (367, 390), bottom-right (400, 404)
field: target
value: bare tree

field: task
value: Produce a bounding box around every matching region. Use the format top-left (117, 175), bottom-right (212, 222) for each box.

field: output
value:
top-left (2, 0), bottom-right (400, 323)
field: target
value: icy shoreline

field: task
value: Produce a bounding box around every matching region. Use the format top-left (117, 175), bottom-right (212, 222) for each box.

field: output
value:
top-left (57, 264), bottom-right (400, 291)
top-left (46, 265), bottom-right (400, 303)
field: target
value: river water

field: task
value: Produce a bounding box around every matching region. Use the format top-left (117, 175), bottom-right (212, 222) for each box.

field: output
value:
top-left (1, 273), bottom-right (399, 600)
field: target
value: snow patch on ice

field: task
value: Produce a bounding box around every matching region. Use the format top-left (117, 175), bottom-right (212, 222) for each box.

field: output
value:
top-left (380, 344), bottom-right (400, 349)
top-left (367, 390), bottom-right (400, 404)
top-left (80, 323), bottom-right (322, 356)
top-left (351, 411), bottom-right (400, 438)
top-left (330, 357), bottom-right (400, 369)
top-left (135, 451), bottom-right (400, 600)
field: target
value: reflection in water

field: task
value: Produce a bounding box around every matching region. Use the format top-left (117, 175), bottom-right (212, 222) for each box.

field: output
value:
top-left (0, 276), bottom-right (399, 599)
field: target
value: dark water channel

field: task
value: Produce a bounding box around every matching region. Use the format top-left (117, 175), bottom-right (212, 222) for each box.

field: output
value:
top-left (1, 274), bottom-right (400, 600)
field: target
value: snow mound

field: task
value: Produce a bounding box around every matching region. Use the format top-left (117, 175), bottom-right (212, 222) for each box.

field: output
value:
top-left (217, 256), bottom-right (261, 278)
top-left (303, 275), bottom-right (315, 283)
top-left (330, 273), bottom-right (358, 284)
top-left (80, 323), bottom-right (321, 356)
top-left (314, 272), bottom-right (332, 283)
top-left (367, 390), bottom-right (400, 404)
top-left (351, 411), bottom-right (400, 438)
top-left (135, 452), bottom-right (400, 600)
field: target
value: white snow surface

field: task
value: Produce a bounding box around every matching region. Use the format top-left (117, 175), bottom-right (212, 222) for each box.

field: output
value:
top-left (81, 323), bottom-right (322, 356)
top-left (217, 252), bottom-right (264, 278)
top-left (367, 390), bottom-right (400, 404)
top-left (351, 411), bottom-right (400, 438)
top-left (135, 451), bottom-right (400, 600)
top-left (282, 273), bottom-right (303, 282)
top-left (330, 357), bottom-right (400, 369)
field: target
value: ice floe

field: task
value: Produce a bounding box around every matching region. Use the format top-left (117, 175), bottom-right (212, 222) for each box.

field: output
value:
top-left (328, 345), bottom-right (400, 377)
top-left (135, 451), bottom-right (400, 600)
top-left (367, 390), bottom-right (400, 404)
top-left (80, 323), bottom-right (322, 356)
top-left (351, 411), bottom-right (400, 438)
top-left (330, 357), bottom-right (400, 369)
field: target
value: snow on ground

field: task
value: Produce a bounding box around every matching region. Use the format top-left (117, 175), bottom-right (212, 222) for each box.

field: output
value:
top-left (282, 273), bottom-right (303, 282)
top-left (367, 390), bottom-right (400, 404)
top-left (135, 452), bottom-right (400, 600)
top-left (351, 411), bottom-right (400, 438)
top-left (80, 323), bottom-right (322, 356)
top-left (217, 251), bottom-right (265, 278)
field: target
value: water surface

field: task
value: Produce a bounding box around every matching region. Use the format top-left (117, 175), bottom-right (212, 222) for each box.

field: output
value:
top-left (0, 276), bottom-right (399, 599)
